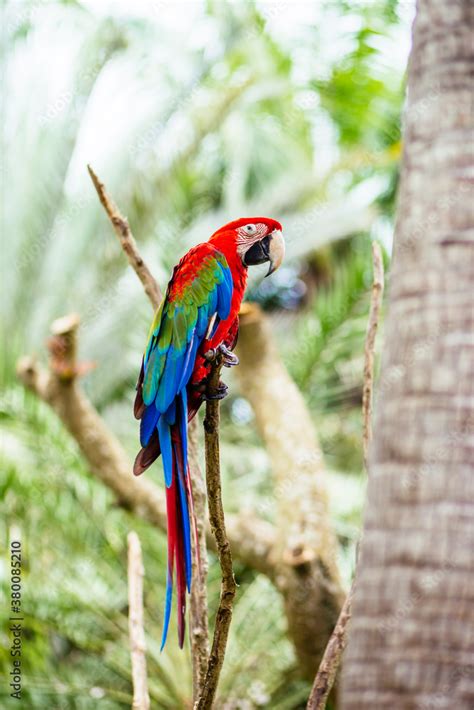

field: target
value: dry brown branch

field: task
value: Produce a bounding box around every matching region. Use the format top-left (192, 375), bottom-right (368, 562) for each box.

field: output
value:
top-left (236, 303), bottom-right (345, 678)
top-left (87, 164), bottom-right (162, 309)
top-left (127, 531), bottom-right (150, 710)
top-left (306, 586), bottom-right (353, 710)
top-left (196, 360), bottom-right (236, 710)
top-left (16, 317), bottom-right (275, 576)
top-left (362, 241), bottom-right (384, 470)
top-left (188, 416), bottom-right (210, 701)
top-left (306, 241), bottom-right (385, 708)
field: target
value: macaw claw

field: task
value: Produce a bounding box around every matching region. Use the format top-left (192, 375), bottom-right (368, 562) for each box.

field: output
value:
top-left (203, 380), bottom-right (229, 401)
top-left (220, 344), bottom-right (239, 368)
top-left (204, 343), bottom-right (239, 368)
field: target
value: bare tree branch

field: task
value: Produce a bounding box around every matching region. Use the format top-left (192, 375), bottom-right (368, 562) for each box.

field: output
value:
top-left (87, 164), bottom-right (162, 309)
top-left (306, 586), bottom-right (353, 710)
top-left (362, 241), bottom-right (384, 470)
top-left (306, 241), bottom-right (385, 709)
top-left (196, 360), bottom-right (236, 710)
top-left (127, 531), bottom-right (150, 710)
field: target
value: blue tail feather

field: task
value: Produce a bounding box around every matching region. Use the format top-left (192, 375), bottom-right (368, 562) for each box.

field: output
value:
top-left (178, 389), bottom-right (188, 473)
top-left (174, 442), bottom-right (192, 593)
top-left (157, 394), bottom-right (194, 648)
top-left (160, 570), bottom-right (173, 651)
top-left (157, 416), bottom-right (173, 487)
top-left (164, 400), bottom-right (176, 425)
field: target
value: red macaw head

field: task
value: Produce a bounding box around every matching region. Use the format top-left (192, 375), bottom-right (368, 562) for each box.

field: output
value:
top-left (209, 217), bottom-right (285, 277)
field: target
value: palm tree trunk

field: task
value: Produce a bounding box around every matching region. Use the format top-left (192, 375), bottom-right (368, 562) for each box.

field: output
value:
top-left (341, 1), bottom-right (474, 707)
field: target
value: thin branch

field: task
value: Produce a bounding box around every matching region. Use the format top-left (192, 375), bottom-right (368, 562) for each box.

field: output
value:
top-left (196, 360), bottom-right (236, 710)
top-left (362, 241), bottom-right (385, 470)
top-left (87, 164), bottom-right (162, 309)
top-left (306, 242), bottom-right (385, 710)
top-left (127, 531), bottom-right (150, 710)
top-left (306, 586), bottom-right (353, 710)
top-left (188, 416), bottom-right (210, 701)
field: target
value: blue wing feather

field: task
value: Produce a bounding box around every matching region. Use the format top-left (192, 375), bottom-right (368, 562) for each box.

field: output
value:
top-left (178, 335), bottom-right (198, 391)
top-left (141, 246), bottom-right (234, 489)
top-left (158, 416), bottom-right (173, 488)
top-left (156, 352), bottom-right (179, 413)
top-left (216, 264), bottom-right (232, 319)
top-left (140, 402), bottom-right (159, 446)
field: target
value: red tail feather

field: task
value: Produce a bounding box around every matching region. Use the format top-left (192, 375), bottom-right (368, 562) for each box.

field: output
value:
top-left (185, 462), bottom-right (200, 573)
top-left (176, 528), bottom-right (186, 648)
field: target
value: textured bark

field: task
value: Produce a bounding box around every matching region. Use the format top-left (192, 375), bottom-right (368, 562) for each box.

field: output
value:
top-left (236, 304), bottom-right (345, 679)
top-left (341, 1), bottom-right (474, 707)
top-left (307, 586), bottom-right (353, 710)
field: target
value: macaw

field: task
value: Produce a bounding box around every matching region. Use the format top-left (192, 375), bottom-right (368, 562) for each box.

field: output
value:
top-left (133, 217), bottom-right (284, 648)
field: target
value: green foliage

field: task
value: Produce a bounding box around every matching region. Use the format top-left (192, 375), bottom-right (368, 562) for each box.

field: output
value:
top-left (315, 27), bottom-right (402, 149)
top-left (286, 239), bottom-right (373, 391)
top-left (281, 235), bottom-right (387, 476)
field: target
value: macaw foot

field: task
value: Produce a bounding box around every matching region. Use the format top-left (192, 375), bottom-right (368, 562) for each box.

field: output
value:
top-left (219, 344), bottom-right (239, 368)
top-left (203, 380), bottom-right (229, 401)
top-left (204, 343), bottom-right (239, 368)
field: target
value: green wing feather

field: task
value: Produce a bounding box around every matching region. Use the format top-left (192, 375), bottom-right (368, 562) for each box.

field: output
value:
top-left (140, 245), bottom-right (233, 414)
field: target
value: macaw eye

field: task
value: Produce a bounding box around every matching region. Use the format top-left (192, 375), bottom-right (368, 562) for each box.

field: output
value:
top-left (243, 224), bottom-right (257, 235)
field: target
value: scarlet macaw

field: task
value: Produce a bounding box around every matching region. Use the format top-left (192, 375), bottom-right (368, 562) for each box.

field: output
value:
top-left (133, 217), bottom-right (284, 647)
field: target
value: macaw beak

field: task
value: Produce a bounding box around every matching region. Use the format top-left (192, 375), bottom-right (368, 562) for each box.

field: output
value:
top-left (265, 229), bottom-right (285, 277)
top-left (243, 229), bottom-right (285, 277)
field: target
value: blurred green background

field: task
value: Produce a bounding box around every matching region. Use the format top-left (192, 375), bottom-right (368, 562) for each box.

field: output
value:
top-left (1, 0), bottom-right (413, 707)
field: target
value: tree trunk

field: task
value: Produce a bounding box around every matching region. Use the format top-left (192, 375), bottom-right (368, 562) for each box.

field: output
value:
top-left (341, 1), bottom-right (474, 708)
top-left (237, 304), bottom-right (345, 679)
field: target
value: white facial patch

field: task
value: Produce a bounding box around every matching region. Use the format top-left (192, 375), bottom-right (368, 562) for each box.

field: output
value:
top-left (236, 222), bottom-right (267, 259)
